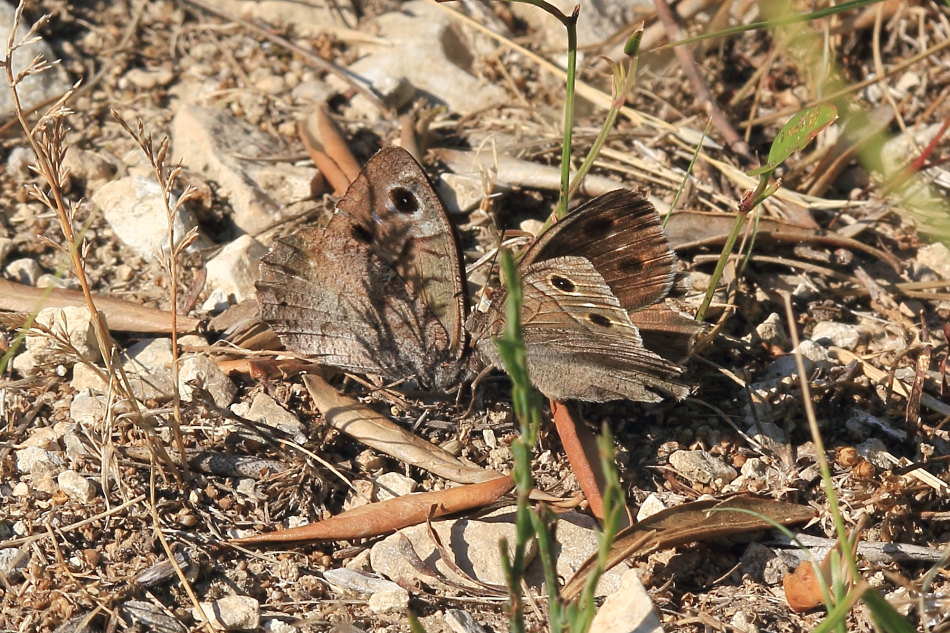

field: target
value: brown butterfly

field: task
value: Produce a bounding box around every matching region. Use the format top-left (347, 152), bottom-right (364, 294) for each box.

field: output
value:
top-left (256, 147), bottom-right (702, 401)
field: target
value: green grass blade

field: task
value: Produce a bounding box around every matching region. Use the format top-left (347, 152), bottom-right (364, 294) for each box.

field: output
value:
top-left (861, 588), bottom-right (917, 633)
top-left (657, 0), bottom-right (884, 50)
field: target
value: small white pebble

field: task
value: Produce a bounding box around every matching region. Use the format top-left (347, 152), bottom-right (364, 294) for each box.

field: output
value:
top-left (57, 470), bottom-right (97, 503)
top-left (194, 595), bottom-right (260, 630)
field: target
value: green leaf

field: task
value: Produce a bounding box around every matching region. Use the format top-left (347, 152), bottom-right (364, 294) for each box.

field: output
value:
top-left (623, 30), bottom-right (642, 57)
top-left (750, 104), bottom-right (838, 176)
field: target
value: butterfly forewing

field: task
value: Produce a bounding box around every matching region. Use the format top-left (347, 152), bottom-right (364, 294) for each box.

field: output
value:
top-left (332, 147), bottom-right (467, 357)
top-left (525, 190), bottom-right (676, 311)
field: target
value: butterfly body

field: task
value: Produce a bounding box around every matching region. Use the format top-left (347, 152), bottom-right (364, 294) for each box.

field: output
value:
top-left (257, 147), bottom-right (702, 401)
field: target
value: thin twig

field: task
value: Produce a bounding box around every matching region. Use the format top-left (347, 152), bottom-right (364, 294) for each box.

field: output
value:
top-left (149, 468), bottom-right (216, 633)
top-left (0, 494), bottom-right (147, 549)
top-left (652, 0), bottom-right (752, 162)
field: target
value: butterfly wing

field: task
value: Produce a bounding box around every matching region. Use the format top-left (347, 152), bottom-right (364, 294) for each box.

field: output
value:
top-left (525, 189), bottom-right (704, 361)
top-left (331, 147), bottom-right (467, 357)
top-left (257, 226), bottom-right (462, 387)
top-left (473, 256), bottom-right (687, 402)
top-left (523, 190), bottom-right (676, 311)
top-left (627, 301), bottom-right (705, 362)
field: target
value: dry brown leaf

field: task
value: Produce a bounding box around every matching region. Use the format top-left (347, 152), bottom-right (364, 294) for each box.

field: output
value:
top-left (0, 278), bottom-right (200, 333)
top-left (561, 496), bottom-right (815, 600)
top-left (550, 400), bottom-right (632, 526)
top-left (298, 104), bottom-right (359, 195)
top-left (304, 374), bottom-right (503, 484)
top-left (231, 474), bottom-right (514, 545)
top-left (551, 399), bottom-right (604, 518)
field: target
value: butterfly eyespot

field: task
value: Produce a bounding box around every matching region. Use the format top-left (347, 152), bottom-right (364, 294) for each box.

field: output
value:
top-left (583, 216), bottom-right (615, 236)
top-left (619, 256), bottom-right (644, 272)
top-left (351, 223), bottom-right (375, 243)
top-left (390, 186), bottom-right (419, 214)
top-left (550, 275), bottom-right (575, 292)
top-left (588, 313), bottom-right (612, 328)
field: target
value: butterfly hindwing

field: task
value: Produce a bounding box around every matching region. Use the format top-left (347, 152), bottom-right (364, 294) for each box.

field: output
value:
top-left (472, 256), bottom-right (687, 402)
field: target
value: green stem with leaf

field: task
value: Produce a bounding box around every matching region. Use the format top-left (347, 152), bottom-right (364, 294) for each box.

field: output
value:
top-left (695, 103), bottom-right (837, 322)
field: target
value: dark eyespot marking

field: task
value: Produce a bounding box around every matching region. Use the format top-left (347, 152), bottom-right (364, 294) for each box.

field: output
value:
top-left (551, 275), bottom-right (575, 292)
top-left (390, 186), bottom-right (419, 214)
top-left (589, 313), bottom-right (612, 327)
top-left (619, 256), bottom-right (644, 273)
top-left (582, 216), bottom-right (615, 237)
top-left (352, 223), bottom-right (375, 243)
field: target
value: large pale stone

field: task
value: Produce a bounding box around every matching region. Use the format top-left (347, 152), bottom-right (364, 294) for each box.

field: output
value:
top-left (122, 338), bottom-right (175, 401)
top-left (589, 569), bottom-right (663, 633)
top-left (668, 450), bottom-right (738, 488)
top-left (93, 176), bottom-right (196, 262)
top-left (0, 3), bottom-right (71, 117)
top-left (193, 595), bottom-right (260, 630)
top-left (202, 234), bottom-right (267, 310)
top-left (178, 355), bottom-right (237, 408)
top-left (338, 1), bottom-right (507, 117)
top-left (172, 104), bottom-right (313, 234)
top-left (25, 306), bottom-right (102, 370)
top-left (57, 470), bottom-right (97, 503)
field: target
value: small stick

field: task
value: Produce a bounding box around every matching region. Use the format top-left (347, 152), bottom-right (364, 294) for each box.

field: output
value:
top-left (653, 0), bottom-right (752, 162)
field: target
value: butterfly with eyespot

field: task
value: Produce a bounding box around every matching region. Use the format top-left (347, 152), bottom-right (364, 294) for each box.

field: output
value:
top-left (256, 147), bottom-right (703, 402)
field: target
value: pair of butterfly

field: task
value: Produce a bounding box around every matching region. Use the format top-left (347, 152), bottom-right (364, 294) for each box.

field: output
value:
top-left (256, 147), bottom-right (703, 402)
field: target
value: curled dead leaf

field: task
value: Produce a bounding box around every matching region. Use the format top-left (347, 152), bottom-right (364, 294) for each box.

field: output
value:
top-left (231, 474), bottom-right (514, 545)
top-left (562, 496), bottom-right (815, 601)
top-left (784, 559), bottom-right (826, 612)
top-left (304, 374), bottom-right (503, 484)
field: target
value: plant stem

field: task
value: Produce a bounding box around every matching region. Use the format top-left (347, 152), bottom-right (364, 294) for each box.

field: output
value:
top-left (556, 6), bottom-right (579, 219)
top-left (782, 293), bottom-right (861, 586)
top-left (494, 249), bottom-right (542, 631)
top-left (695, 211), bottom-right (744, 322)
